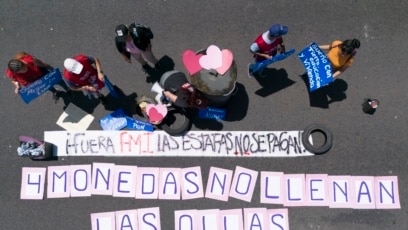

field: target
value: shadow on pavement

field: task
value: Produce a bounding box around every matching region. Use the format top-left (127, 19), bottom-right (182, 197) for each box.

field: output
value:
top-left (300, 73), bottom-right (348, 108)
top-left (254, 68), bottom-right (296, 97)
top-left (146, 55), bottom-right (176, 84)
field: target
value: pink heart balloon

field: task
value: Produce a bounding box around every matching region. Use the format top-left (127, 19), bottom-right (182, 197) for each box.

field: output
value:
top-left (199, 45), bottom-right (223, 70)
top-left (182, 50), bottom-right (203, 75)
top-left (216, 49), bottom-right (234, 75)
top-left (146, 104), bottom-right (168, 122)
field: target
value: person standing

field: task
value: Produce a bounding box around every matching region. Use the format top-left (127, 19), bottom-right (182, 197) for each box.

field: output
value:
top-left (115, 23), bottom-right (160, 74)
top-left (63, 54), bottom-right (107, 105)
top-left (6, 52), bottom-right (70, 103)
top-left (319, 39), bottom-right (360, 78)
top-left (249, 24), bottom-right (288, 77)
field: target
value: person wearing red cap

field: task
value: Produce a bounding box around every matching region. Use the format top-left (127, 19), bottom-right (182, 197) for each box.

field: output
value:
top-left (115, 23), bottom-right (160, 74)
top-left (249, 24), bottom-right (288, 77)
top-left (6, 52), bottom-right (70, 103)
top-left (63, 54), bottom-right (107, 105)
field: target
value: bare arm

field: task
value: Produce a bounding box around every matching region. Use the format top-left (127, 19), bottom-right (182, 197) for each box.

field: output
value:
top-left (11, 80), bottom-right (20, 94)
top-left (319, 44), bottom-right (331, 50)
top-left (250, 49), bottom-right (272, 59)
top-left (93, 57), bottom-right (105, 81)
top-left (332, 65), bottom-right (349, 78)
top-left (162, 90), bottom-right (178, 104)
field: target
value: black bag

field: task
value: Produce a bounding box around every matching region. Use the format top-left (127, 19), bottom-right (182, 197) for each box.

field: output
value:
top-left (130, 23), bottom-right (153, 39)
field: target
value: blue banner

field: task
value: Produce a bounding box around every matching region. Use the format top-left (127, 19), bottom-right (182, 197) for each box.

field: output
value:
top-left (250, 49), bottom-right (295, 73)
top-left (104, 75), bottom-right (119, 98)
top-left (297, 43), bottom-right (333, 92)
top-left (19, 68), bottom-right (63, 104)
top-left (99, 109), bottom-right (128, 130)
top-left (198, 107), bottom-right (226, 120)
top-left (126, 117), bottom-right (154, 132)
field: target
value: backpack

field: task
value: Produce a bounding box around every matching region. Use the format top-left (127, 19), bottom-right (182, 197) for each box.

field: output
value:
top-left (130, 23), bottom-right (154, 39)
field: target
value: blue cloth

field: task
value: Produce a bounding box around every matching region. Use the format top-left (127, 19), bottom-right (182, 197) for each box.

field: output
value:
top-left (250, 49), bottom-right (295, 73)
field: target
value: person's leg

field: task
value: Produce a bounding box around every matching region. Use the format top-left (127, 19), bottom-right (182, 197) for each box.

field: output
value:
top-left (131, 52), bottom-right (150, 73)
top-left (131, 52), bottom-right (148, 66)
top-left (47, 87), bottom-right (63, 103)
top-left (142, 44), bottom-right (160, 69)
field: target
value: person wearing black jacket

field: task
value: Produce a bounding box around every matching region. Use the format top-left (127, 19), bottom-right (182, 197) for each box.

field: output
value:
top-left (115, 23), bottom-right (159, 73)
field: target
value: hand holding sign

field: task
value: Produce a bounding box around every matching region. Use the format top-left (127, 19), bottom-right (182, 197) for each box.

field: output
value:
top-left (249, 49), bottom-right (295, 74)
top-left (19, 68), bottom-right (63, 104)
top-left (298, 43), bottom-right (333, 92)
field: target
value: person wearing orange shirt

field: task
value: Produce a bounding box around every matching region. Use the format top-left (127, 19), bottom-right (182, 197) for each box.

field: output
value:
top-left (319, 39), bottom-right (360, 78)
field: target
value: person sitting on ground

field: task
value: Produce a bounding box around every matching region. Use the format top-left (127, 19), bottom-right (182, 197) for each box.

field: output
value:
top-left (319, 39), bottom-right (360, 78)
top-left (160, 71), bottom-right (207, 109)
top-left (6, 52), bottom-right (70, 103)
top-left (63, 54), bottom-right (107, 105)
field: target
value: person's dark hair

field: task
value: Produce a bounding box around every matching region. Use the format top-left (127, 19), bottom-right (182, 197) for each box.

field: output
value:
top-left (341, 39), bottom-right (360, 55)
top-left (8, 59), bottom-right (24, 72)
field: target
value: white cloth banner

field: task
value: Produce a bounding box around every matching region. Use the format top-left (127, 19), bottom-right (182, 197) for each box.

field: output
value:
top-left (44, 130), bottom-right (313, 157)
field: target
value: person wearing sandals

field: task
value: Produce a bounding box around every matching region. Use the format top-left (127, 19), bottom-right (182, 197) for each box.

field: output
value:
top-left (319, 39), bottom-right (360, 78)
top-left (115, 23), bottom-right (160, 74)
top-left (6, 52), bottom-right (70, 103)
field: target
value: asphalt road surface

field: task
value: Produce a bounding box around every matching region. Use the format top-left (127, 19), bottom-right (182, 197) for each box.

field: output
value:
top-left (1, 1), bottom-right (407, 229)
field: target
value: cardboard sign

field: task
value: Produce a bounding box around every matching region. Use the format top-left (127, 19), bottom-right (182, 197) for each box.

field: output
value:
top-left (250, 49), bottom-right (295, 73)
top-left (126, 117), bottom-right (154, 132)
top-left (19, 68), bottom-right (63, 104)
top-left (198, 107), bottom-right (226, 120)
top-left (297, 43), bottom-right (333, 92)
top-left (100, 109), bottom-right (128, 130)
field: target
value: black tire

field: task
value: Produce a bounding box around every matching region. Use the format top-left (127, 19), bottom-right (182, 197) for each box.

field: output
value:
top-left (302, 124), bottom-right (333, 155)
top-left (159, 107), bottom-right (191, 136)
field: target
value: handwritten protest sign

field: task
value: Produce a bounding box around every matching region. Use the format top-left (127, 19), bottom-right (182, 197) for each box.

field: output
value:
top-left (126, 117), bottom-right (154, 132)
top-left (44, 130), bottom-right (313, 157)
top-left (100, 109), bottom-right (154, 131)
top-left (99, 109), bottom-right (128, 130)
top-left (21, 165), bottom-right (401, 211)
top-left (298, 43), bottom-right (333, 92)
top-left (199, 107), bottom-right (226, 120)
top-left (19, 68), bottom-right (63, 104)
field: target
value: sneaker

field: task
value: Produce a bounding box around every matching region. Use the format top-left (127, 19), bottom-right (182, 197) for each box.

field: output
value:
top-left (99, 95), bottom-right (107, 105)
top-left (142, 64), bottom-right (150, 74)
top-left (52, 91), bottom-right (63, 103)
top-left (247, 63), bottom-right (254, 78)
